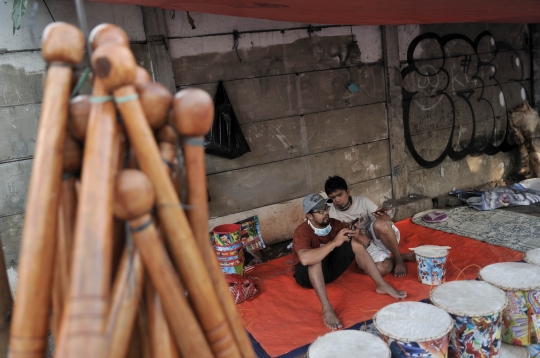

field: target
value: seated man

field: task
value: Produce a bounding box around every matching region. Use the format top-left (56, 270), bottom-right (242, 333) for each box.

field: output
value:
top-left (324, 175), bottom-right (415, 277)
top-left (293, 193), bottom-right (407, 330)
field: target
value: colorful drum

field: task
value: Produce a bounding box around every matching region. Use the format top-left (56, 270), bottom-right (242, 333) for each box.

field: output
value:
top-left (308, 330), bottom-right (390, 358)
top-left (524, 248), bottom-right (540, 267)
top-left (211, 224), bottom-right (245, 275)
top-left (430, 280), bottom-right (507, 357)
top-left (415, 248), bottom-right (449, 285)
top-left (479, 262), bottom-right (540, 348)
top-left (500, 343), bottom-right (530, 358)
top-left (374, 301), bottom-right (453, 358)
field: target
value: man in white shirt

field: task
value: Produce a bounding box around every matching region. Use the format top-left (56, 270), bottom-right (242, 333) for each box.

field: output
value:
top-left (324, 176), bottom-right (415, 277)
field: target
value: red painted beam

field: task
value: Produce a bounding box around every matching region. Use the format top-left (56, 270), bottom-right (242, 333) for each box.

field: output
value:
top-left (90, 0), bottom-right (540, 24)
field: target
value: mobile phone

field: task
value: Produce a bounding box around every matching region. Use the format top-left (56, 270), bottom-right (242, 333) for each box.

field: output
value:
top-left (350, 218), bottom-right (359, 230)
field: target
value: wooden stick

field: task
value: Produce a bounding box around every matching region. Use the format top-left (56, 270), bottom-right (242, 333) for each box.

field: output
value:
top-left (157, 124), bottom-right (182, 196)
top-left (104, 247), bottom-right (145, 358)
top-left (137, 82), bottom-right (172, 130)
top-left (55, 25), bottom-right (131, 358)
top-left (9, 22), bottom-right (85, 358)
top-left (145, 279), bottom-right (180, 358)
top-left (92, 44), bottom-right (241, 357)
top-left (174, 89), bottom-right (256, 358)
top-left (113, 169), bottom-right (213, 358)
top-left (51, 134), bottom-right (82, 339)
top-left (69, 95), bottom-right (90, 143)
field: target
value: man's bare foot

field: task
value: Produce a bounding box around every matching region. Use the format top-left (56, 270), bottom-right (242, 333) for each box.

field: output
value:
top-left (393, 261), bottom-right (407, 277)
top-left (376, 282), bottom-right (407, 299)
top-left (322, 308), bottom-right (343, 330)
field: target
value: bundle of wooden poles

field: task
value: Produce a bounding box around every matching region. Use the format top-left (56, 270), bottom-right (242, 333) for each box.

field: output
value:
top-left (8, 22), bottom-right (255, 358)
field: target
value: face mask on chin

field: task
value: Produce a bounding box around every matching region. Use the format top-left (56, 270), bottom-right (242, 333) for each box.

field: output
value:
top-left (308, 219), bottom-right (332, 236)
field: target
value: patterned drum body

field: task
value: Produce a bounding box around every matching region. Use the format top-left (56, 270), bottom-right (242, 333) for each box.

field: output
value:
top-left (374, 302), bottom-right (453, 358)
top-left (502, 290), bottom-right (540, 346)
top-left (415, 249), bottom-right (449, 286)
top-left (211, 224), bottom-right (245, 275)
top-left (479, 263), bottom-right (540, 351)
top-left (431, 281), bottom-right (507, 358)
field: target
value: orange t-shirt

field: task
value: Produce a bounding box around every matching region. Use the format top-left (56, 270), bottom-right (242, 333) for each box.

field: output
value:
top-left (291, 218), bottom-right (348, 265)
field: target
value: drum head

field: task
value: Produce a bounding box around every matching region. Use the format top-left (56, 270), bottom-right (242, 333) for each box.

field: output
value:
top-left (414, 248), bottom-right (448, 258)
top-left (308, 330), bottom-right (390, 358)
top-left (373, 302), bottom-right (452, 342)
top-left (524, 248), bottom-right (540, 267)
top-left (479, 262), bottom-right (540, 291)
top-left (430, 280), bottom-right (506, 316)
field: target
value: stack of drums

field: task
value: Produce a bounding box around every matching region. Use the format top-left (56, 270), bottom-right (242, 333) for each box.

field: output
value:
top-left (479, 262), bottom-right (540, 358)
top-left (430, 280), bottom-right (507, 357)
top-left (374, 301), bottom-right (453, 357)
top-left (307, 330), bottom-right (390, 358)
top-left (414, 247), bottom-right (449, 286)
top-left (211, 224), bottom-right (245, 275)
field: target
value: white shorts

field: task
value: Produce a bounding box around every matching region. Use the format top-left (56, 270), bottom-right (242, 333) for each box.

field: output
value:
top-left (365, 221), bottom-right (400, 263)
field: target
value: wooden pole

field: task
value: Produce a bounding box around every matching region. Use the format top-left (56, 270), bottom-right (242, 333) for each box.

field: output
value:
top-left (92, 43), bottom-right (241, 358)
top-left (51, 134), bottom-right (82, 339)
top-left (113, 169), bottom-right (213, 358)
top-left (173, 89), bottom-right (256, 358)
top-left (55, 25), bottom-right (132, 358)
top-left (9, 22), bottom-right (85, 358)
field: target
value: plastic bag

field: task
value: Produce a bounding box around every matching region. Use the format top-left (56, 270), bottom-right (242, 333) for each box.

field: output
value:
top-left (204, 82), bottom-right (251, 159)
top-left (225, 274), bottom-right (260, 304)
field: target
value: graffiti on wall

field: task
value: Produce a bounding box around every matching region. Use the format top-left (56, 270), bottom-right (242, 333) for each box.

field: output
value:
top-left (401, 31), bottom-right (528, 168)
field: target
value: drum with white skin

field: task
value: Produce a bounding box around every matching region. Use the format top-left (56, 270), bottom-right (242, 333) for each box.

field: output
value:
top-left (307, 330), bottom-right (390, 358)
top-left (524, 248), bottom-right (540, 267)
top-left (430, 280), bottom-right (507, 357)
top-left (373, 301), bottom-right (453, 358)
top-left (479, 262), bottom-right (540, 349)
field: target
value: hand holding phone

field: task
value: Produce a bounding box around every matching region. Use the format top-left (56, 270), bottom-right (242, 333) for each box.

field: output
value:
top-left (349, 218), bottom-right (359, 230)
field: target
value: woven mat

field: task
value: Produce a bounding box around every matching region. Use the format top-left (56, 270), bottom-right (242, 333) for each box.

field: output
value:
top-left (412, 206), bottom-right (540, 252)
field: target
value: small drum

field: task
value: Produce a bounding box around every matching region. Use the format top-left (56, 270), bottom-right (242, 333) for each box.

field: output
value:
top-left (430, 280), bottom-right (507, 357)
top-left (374, 301), bottom-right (453, 358)
top-left (308, 330), bottom-right (390, 358)
top-left (524, 248), bottom-right (540, 267)
top-left (415, 248), bottom-right (449, 285)
top-left (500, 343), bottom-right (530, 358)
top-left (479, 262), bottom-right (540, 347)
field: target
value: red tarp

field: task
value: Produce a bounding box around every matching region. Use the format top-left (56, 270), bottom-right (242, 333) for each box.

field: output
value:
top-left (91, 0), bottom-right (540, 25)
top-left (238, 218), bottom-right (523, 357)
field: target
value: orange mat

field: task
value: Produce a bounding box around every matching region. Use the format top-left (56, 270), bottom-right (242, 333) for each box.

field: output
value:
top-left (239, 218), bottom-right (524, 357)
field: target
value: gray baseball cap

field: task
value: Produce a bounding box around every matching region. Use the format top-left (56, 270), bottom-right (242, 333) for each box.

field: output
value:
top-left (302, 193), bottom-right (331, 214)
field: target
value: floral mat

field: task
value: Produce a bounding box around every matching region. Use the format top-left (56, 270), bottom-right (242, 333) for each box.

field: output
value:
top-left (412, 206), bottom-right (540, 252)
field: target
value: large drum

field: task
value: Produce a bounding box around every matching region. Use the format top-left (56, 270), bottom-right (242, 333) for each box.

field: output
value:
top-left (308, 330), bottom-right (390, 358)
top-left (430, 280), bottom-right (507, 357)
top-left (524, 248), bottom-right (540, 267)
top-left (479, 262), bottom-right (540, 348)
top-left (374, 301), bottom-right (453, 357)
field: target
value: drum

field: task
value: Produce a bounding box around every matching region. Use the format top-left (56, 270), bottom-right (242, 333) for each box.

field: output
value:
top-left (211, 224), bottom-right (245, 275)
top-left (500, 343), bottom-right (530, 358)
top-left (524, 248), bottom-right (540, 267)
top-left (430, 280), bottom-right (507, 357)
top-left (374, 301), bottom-right (453, 357)
top-left (415, 248), bottom-right (449, 285)
top-left (478, 262), bottom-right (540, 348)
top-left (308, 330), bottom-right (390, 358)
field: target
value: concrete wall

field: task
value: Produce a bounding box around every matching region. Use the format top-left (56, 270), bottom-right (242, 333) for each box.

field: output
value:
top-left (0, 3), bottom-right (534, 280)
top-left (166, 15), bottom-right (529, 243)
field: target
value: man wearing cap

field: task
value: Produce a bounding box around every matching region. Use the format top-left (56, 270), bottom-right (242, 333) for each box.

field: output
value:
top-left (292, 193), bottom-right (407, 330)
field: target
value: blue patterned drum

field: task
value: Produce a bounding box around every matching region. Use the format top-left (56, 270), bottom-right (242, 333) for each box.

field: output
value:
top-left (415, 248), bottom-right (449, 286)
top-left (374, 301), bottom-right (453, 358)
top-left (431, 280), bottom-right (507, 358)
